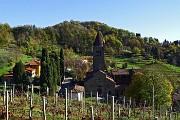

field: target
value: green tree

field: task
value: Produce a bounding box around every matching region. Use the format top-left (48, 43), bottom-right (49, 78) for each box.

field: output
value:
top-left (60, 48), bottom-right (65, 84)
top-left (13, 61), bottom-right (26, 84)
top-left (49, 51), bottom-right (60, 95)
top-left (126, 69), bottom-right (173, 106)
top-left (132, 46), bottom-right (140, 54)
top-left (0, 23), bottom-right (14, 47)
top-left (125, 72), bottom-right (144, 99)
top-left (151, 46), bottom-right (160, 60)
top-left (40, 48), bottom-right (51, 91)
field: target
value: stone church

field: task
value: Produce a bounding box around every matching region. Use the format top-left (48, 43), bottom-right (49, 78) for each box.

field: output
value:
top-left (84, 32), bottom-right (116, 96)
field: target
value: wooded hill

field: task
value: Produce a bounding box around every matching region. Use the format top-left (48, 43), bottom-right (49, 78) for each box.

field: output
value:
top-left (0, 20), bottom-right (180, 66)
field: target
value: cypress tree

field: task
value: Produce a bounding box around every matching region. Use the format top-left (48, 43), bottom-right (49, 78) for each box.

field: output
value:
top-left (60, 48), bottom-right (64, 85)
top-left (13, 61), bottom-right (26, 85)
top-left (40, 48), bottom-right (51, 91)
top-left (49, 51), bottom-right (59, 95)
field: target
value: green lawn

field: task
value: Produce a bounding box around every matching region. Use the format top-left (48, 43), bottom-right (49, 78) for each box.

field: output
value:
top-left (110, 56), bottom-right (154, 69)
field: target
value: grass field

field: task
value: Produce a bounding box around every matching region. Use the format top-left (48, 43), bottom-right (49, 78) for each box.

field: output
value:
top-left (109, 56), bottom-right (154, 69)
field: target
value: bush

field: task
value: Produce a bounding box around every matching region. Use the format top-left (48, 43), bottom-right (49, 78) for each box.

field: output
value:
top-left (122, 63), bottom-right (128, 69)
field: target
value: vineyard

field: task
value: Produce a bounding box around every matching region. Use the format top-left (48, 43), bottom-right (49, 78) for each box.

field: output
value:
top-left (0, 84), bottom-right (179, 120)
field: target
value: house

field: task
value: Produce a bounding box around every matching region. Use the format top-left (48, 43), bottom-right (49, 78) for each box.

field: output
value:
top-left (1, 71), bottom-right (14, 84)
top-left (24, 60), bottom-right (41, 76)
top-left (71, 84), bottom-right (84, 101)
top-left (1, 60), bottom-right (41, 84)
top-left (25, 67), bottom-right (36, 78)
top-left (111, 69), bottom-right (143, 95)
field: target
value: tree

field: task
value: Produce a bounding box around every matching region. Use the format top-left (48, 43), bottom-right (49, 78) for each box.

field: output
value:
top-left (151, 46), bottom-right (160, 60)
top-left (40, 48), bottom-right (51, 91)
top-left (125, 72), bottom-right (144, 99)
top-left (132, 46), bottom-right (140, 54)
top-left (49, 51), bottom-right (60, 95)
top-left (125, 68), bottom-right (173, 106)
top-left (60, 48), bottom-right (65, 84)
top-left (0, 23), bottom-right (14, 47)
top-left (13, 61), bottom-right (26, 85)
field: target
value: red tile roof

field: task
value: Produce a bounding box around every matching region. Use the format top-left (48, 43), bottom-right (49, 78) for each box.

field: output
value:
top-left (25, 67), bottom-right (36, 72)
top-left (2, 73), bottom-right (13, 77)
top-left (24, 60), bottom-right (40, 66)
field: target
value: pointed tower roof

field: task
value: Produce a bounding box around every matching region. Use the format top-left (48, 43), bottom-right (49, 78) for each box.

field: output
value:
top-left (93, 32), bottom-right (104, 46)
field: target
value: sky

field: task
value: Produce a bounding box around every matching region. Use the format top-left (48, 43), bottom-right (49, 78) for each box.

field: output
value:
top-left (1, 0), bottom-right (180, 42)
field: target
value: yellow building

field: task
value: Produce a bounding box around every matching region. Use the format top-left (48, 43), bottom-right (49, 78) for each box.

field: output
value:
top-left (24, 60), bottom-right (41, 76)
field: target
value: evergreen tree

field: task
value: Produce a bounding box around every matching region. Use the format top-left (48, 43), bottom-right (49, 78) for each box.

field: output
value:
top-left (40, 48), bottom-right (51, 91)
top-left (151, 46), bottom-right (160, 60)
top-left (60, 48), bottom-right (64, 85)
top-left (49, 51), bottom-right (60, 95)
top-left (13, 61), bottom-right (26, 84)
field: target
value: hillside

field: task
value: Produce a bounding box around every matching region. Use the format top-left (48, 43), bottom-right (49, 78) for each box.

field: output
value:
top-left (0, 21), bottom-right (180, 81)
top-left (0, 21), bottom-right (180, 66)
top-left (0, 48), bottom-right (33, 76)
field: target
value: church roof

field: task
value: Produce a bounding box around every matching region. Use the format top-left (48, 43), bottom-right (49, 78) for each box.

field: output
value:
top-left (93, 32), bottom-right (104, 46)
top-left (98, 70), bottom-right (115, 83)
top-left (84, 70), bottom-right (115, 83)
top-left (111, 69), bottom-right (143, 75)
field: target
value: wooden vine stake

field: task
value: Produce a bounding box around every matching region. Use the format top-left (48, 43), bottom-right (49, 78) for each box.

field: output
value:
top-left (42, 96), bottom-right (46, 120)
top-left (31, 84), bottom-right (34, 97)
top-left (106, 93), bottom-right (108, 104)
top-left (46, 87), bottom-right (49, 96)
top-left (90, 92), bottom-right (92, 105)
top-left (169, 106), bottom-right (172, 120)
top-left (10, 89), bottom-right (12, 103)
top-left (65, 88), bottom-right (68, 120)
top-left (96, 92), bottom-right (98, 104)
top-left (12, 84), bottom-right (15, 98)
top-left (152, 85), bottom-right (155, 118)
top-left (3, 81), bottom-right (6, 106)
top-left (123, 96), bottom-right (125, 108)
top-left (118, 104), bottom-right (121, 120)
top-left (70, 90), bottom-right (72, 105)
top-left (84, 90), bottom-right (86, 109)
top-left (159, 105), bottom-right (162, 119)
top-left (29, 94), bottom-right (33, 120)
top-left (128, 97), bottom-right (131, 119)
top-left (55, 93), bottom-right (58, 107)
top-left (90, 106), bottom-right (94, 120)
top-left (81, 92), bottom-right (84, 115)
top-left (112, 96), bottom-right (114, 120)
top-left (6, 91), bottom-right (8, 120)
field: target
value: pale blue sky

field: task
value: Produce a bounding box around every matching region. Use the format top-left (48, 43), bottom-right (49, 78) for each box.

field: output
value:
top-left (1, 0), bottom-right (180, 42)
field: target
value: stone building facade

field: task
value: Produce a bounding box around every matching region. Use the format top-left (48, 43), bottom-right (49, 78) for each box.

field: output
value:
top-left (84, 32), bottom-right (116, 96)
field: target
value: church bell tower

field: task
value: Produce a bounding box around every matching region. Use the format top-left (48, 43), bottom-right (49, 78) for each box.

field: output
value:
top-left (93, 32), bottom-right (105, 72)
